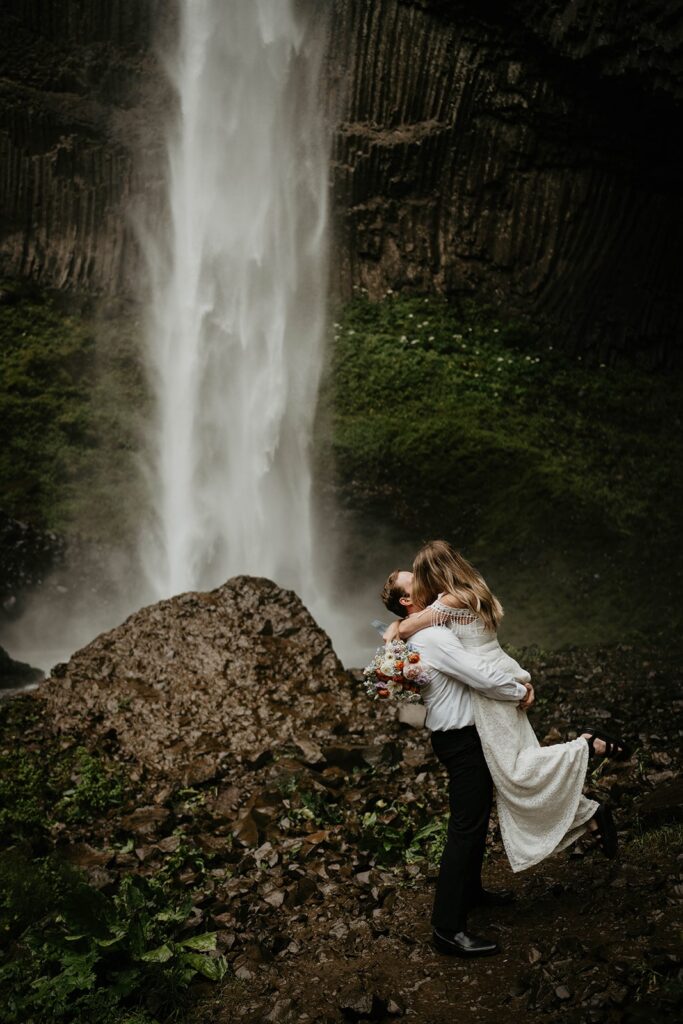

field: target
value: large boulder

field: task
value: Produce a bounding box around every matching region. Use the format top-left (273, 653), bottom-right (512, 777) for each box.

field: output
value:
top-left (37, 576), bottom-right (361, 791)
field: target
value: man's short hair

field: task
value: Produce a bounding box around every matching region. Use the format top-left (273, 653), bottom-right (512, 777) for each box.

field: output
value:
top-left (381, 570), bottom-right (408, 618)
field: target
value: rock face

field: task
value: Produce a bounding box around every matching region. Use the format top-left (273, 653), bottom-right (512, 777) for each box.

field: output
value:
top-left (329, 0), bottom-right (683, 362)
top-left (0, 0), bottom-right (165, 294)
top-left (0, 643), bottom-right (43, 690)
top-left (37, 576), bottom-right (357, 790)
top-left (1, 1), bottom-right (682, 360)
top-left (0, 511), bottom-right (65, 619)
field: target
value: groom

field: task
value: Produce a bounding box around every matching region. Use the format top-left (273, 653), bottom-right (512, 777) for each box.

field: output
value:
top-left (381, 570), bottom-right (533, 957)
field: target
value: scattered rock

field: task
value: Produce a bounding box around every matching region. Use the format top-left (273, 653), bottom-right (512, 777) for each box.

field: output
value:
top-left (36, 577), bottom-right (353, 792)
top-left (636, 779), bottom-right (683, 826)
top-left (120, 806), bottom-right (171, 835)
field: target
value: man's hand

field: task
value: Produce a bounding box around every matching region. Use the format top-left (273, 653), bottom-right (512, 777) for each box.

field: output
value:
top-left (518, 681), bottom-right (535, 711)
top-left (383, 621), bottom-right (400, 643)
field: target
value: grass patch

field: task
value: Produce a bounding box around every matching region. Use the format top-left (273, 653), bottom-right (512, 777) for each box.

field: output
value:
top-left (627, 823), bottom-right (683, 862)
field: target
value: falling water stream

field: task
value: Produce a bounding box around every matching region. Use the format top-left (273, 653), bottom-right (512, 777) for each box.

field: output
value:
top-left (141, 0), bottom-right (330, 610)
top-left (2, 0), bottom-right (374, 678)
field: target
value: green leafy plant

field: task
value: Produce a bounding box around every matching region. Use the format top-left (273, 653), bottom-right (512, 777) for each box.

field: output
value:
top-left (277, 777), bottom-right (343, 828)
top-left (0, 867), bottom-right (227, 1024)
top-left (0, 740), bottom-right (127, 840)
top-left (54, 747), bottom-right (127, 822)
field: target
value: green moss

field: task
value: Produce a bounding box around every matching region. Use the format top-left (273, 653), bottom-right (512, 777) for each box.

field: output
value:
top-left (0, 284), bottom-right (147, 542)
top-left (0, 700), bottom-right (127, 841)
top-left (327, 294), bottom-right (680, 550)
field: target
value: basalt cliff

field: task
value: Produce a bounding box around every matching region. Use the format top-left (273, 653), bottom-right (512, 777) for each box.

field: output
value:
top-left (1, 0), bottom-right (682, 361)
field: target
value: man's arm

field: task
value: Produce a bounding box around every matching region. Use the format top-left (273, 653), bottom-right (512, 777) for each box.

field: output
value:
top-left (423, 628), bottom-right (528, 702)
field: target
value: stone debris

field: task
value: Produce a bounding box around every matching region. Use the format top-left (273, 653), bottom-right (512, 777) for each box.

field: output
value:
top-left (9, 576), bottom-right (681, 1023)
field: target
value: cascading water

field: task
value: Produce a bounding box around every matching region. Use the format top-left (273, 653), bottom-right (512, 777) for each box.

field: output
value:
top-left (140, 0), bottom-right (330, 608)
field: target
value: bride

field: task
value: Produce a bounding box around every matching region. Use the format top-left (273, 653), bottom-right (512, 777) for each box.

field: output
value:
top-left (383, 539), bottom-right (629, 872)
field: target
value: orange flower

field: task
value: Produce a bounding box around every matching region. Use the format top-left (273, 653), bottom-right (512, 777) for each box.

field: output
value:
top-left (408, 652), bottom-right (419, 664)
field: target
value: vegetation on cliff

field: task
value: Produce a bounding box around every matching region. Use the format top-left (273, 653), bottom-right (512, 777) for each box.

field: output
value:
top-left (328, 292), bottom-right (679, 547)
top-left (0, 283), bottom-right (146, 542)
top-left (325, 293), bottom-right (682, 642)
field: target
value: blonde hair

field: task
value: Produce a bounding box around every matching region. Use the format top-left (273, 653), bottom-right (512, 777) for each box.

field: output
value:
top-left (412, 540), bottom-right (503, 632)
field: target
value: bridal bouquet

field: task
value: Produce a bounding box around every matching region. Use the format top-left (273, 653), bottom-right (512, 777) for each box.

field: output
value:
top-left (362, 639), bottom-right (430, 703)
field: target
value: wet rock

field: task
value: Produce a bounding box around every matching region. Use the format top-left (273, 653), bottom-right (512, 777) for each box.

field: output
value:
top-left (293, 738), bottom-right (326, 765)
top-left (61, 843), bottom-right (112, 869)
top-left (120, 806), bottom-right (171, 835)
top-left (207, 785), bottom-right (241, 819)
top-left (339, 987), bottom-right (387, 1021)
top-left (322, 745), bottom-right (370, 771)
top-left (636, 779), bottom-right (683, 826)
top-left (0, 644), bottom-right (43, 691)
top-left (265, 999), bottom-right (293, 1023)
top-left (37, 577), bottom-right (352, 792)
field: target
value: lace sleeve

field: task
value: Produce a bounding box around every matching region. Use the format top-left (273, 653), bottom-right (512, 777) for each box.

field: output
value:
top-left (429, 600), bottom-right (478, 629)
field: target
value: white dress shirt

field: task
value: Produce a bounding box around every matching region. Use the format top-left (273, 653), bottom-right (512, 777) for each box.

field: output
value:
top-left (408, 625), bottom-right (528, 732)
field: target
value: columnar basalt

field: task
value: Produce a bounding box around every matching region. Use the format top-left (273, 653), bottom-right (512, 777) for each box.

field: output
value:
top-left (328, 0), bottom-right (683, 361)
top-left (1, 1), bottom-right (682, 360)
top-left (0, 0), bottom-right (165, 294)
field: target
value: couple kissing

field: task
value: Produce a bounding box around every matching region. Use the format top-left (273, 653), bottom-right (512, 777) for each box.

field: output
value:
top-left (380, 540), bottom-right (630, 958)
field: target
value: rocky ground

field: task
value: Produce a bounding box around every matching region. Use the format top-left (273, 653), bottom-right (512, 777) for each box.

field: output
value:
top-left (1, 577), bottom-right (681, 1023)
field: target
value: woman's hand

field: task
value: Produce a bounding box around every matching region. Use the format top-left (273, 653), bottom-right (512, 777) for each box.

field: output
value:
top-left (518, 682), bottom-right (535, 711)
top-left (383, 620), bottom-right (401, 643)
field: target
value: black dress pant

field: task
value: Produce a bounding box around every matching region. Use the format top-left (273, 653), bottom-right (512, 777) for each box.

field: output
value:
top-left (430, 725), bottom-right (493, 932)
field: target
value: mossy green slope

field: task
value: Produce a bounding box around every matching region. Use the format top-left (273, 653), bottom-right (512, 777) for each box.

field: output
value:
top-left (327, 294), bottom-right (680, 553)
top-left (0, 284), bottom-right (146, 542)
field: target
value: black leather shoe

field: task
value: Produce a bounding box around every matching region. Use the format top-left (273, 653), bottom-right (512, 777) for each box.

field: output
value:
top-left (472, 888), bottom-right (516, 908)
top-left (432, 928), bottom-right (500, 957)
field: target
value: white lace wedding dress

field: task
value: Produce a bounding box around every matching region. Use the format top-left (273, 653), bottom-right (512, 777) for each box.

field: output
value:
top-left (432, 600), bottom-right (598, 872)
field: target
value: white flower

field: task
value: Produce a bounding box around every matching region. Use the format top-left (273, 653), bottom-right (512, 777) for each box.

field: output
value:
top-left (380, 658), bottom-right (396, 676)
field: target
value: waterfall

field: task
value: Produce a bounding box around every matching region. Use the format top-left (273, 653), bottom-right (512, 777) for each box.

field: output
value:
top-left (140, 0), bottom-right (329, 607)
